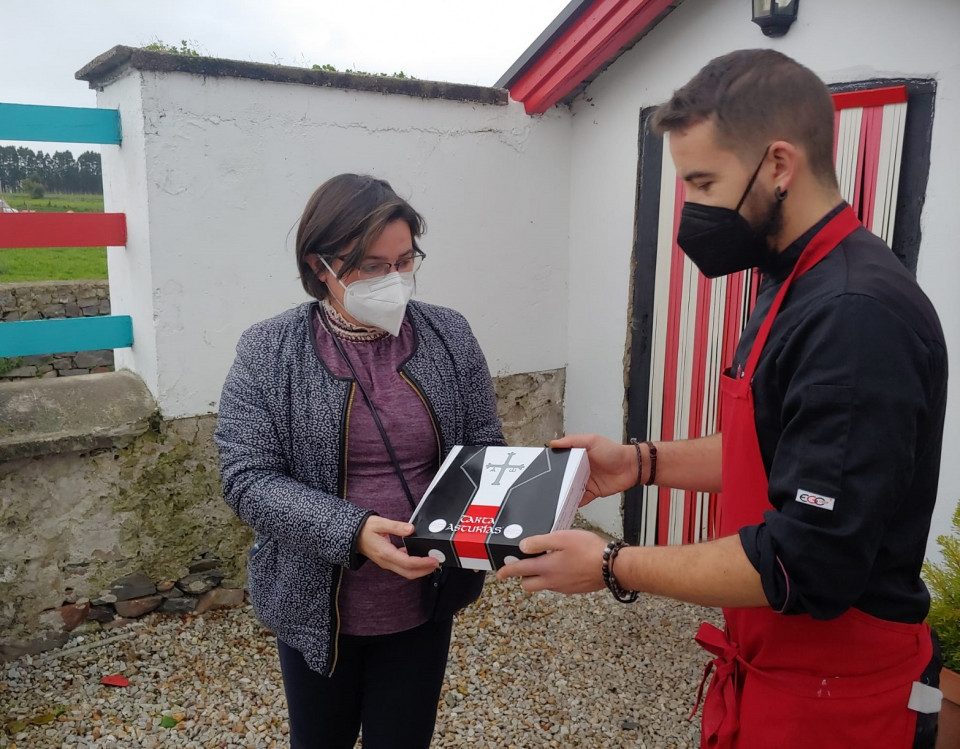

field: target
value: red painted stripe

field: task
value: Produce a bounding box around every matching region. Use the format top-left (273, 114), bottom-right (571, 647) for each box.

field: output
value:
top-left (0, 213), bottom-right (126, 249)
top-left (831, 85), bottom-right (907, 111)
top-left (451, 505), bottom-right (499, 561)
top-left (510, 0), bottom-right (677, 114)
top-left (858, 106), bottom-right (885, 231)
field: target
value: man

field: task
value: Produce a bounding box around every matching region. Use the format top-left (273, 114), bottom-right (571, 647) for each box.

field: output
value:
top-left (498, 49), bottom-right (947, 748)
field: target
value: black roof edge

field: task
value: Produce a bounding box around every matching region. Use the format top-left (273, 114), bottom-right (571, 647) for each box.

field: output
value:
top-left (495, 0), bottom-right (595, 90)
top-left (77, 46), bottom-right (508, 107)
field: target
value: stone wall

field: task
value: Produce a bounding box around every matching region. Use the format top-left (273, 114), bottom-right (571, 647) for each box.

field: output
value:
top-left (0, 280), bottom-right (113, 379)
top-left (0, 367), bottom-right (565, 659)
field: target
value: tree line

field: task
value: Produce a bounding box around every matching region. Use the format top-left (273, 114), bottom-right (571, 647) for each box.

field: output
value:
top-left (0, 146), bottom-right (102, 195)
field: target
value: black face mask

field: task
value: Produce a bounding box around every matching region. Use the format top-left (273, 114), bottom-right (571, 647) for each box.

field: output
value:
top-left (676, 147), bottom-right (779, 279)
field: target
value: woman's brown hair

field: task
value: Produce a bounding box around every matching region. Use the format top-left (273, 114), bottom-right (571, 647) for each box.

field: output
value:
top-left (296, 174), bottom-right (426, 300)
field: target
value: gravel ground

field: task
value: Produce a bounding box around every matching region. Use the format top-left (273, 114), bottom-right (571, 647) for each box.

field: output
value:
top-left (2, 578), bottom-right (721, 748)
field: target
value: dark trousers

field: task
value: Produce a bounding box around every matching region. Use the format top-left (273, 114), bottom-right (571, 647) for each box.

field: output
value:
top-left (278, 618), bottom-right (453, 749)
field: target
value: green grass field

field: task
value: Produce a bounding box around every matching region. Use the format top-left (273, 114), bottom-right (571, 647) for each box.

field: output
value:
top-left (0, 193), bottom-right (108, 282)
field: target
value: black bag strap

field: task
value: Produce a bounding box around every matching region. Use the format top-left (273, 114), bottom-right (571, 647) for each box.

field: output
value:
top-left (318, 306), bottom-right (417, 510)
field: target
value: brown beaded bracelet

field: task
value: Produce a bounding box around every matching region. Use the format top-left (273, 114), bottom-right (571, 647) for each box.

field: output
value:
top-left (644, 441), bottom-right (658, 486)
top-left (601, 540), bottom-right (638, 603)
top-left (629, 438), bottom-right (658, 487)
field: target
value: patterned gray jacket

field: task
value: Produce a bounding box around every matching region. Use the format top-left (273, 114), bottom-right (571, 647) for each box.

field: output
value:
top-left (215, 300), bottom-right (504, 675)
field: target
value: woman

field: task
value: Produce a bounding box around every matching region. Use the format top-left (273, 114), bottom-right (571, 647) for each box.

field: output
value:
top-left (215, 174), bottom-right (504, 748)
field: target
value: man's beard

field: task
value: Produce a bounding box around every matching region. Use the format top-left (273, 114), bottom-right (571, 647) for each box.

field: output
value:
top-left (747, 191), bottom-right (784, 258)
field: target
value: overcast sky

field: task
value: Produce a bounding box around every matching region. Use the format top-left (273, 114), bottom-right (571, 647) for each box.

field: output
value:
top-left (0, 0), bottom-right (570, 151)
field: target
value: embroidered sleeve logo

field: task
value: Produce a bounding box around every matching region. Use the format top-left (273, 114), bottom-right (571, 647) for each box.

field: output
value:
top-left (795, 489), bottom-right (836, 511)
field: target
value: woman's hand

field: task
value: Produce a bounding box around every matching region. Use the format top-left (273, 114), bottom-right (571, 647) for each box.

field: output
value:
top-left (496, 530), bottom-right (607, 593)
top-left (551, 434), bottom-right (639, 505)
top-left (357, 516), bottom-right (439, 579)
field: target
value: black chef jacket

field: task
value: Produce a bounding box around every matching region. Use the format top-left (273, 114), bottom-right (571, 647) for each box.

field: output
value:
top-left (734, 203), bottom-right (948, 623)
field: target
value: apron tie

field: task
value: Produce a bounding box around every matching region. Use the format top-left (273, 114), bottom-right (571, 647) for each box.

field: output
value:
top-left (692, 622), bottom-right (742, 747)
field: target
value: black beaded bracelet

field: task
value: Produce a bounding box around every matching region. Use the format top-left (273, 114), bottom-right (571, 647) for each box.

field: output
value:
top-left (601, 540), bottom-right (638, 604)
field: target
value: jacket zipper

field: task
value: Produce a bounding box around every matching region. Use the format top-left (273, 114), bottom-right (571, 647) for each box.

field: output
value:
top-left (399, 370), bottom-right (445, 458)
top-left (399, 370), bottom-right (447, 593)
top-left (328, 382), bottom-right (357, 676)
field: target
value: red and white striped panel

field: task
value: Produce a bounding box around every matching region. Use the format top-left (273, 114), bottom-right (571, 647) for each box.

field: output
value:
top-left (833, 86), bottom-right (908, 244)
top-left (640, 86), bottom-right (908, 547)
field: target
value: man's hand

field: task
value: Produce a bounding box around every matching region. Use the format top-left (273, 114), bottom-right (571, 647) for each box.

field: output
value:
top-left (551, 434), bottom-right (638, 505)
top-left (357, 516), bottom-right (439, 580)
top-left (496, 530), bottom-right (607, 594)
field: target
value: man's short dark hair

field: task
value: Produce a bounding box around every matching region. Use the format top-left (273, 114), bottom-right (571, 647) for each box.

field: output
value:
top-left (651, 49), bottom-right (838, 188)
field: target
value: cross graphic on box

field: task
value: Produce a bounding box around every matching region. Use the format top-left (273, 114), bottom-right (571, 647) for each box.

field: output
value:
top-left (485, 451), bottom-right (526, 486)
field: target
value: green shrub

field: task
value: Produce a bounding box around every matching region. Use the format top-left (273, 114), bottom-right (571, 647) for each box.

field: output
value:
top-left (0, 357), bottom-right (24, 377)
top-left (923, 499), bottom-right (960, 671)
top-left (21, 178), bottom-right (44, 199)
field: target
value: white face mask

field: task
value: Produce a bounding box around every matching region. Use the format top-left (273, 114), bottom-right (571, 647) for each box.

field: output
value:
top-left (321, 258), bottom-right (415, 336)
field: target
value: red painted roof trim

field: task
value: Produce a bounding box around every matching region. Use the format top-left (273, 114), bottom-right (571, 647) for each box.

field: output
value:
top-left (831, 85), bottom-right (907, 111)
top-left (508, 0), bottom-right (679, 115)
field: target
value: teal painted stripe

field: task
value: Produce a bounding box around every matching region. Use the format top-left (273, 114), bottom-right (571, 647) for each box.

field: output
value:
top-left (0, 316), bottom-right (133, 357)
top-left (0, 103), bottom-right (121, 145)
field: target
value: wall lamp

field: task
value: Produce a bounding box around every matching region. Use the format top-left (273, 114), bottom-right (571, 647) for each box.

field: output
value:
top-left (752, 0), bottom-right (799, 37)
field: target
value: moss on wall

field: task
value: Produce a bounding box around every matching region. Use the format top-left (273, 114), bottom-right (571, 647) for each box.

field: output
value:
top-left (113, 418), bottom-right (252, 583)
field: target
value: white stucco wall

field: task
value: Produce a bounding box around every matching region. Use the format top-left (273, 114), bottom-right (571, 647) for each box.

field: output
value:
top-left (99, 68), bottom-right (571, 419)
top-left (564, 0), bottom-right (960, 552)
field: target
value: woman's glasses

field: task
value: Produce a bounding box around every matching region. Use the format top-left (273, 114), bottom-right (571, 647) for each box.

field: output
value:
top-left (335, 250), bottom-right (425, 280)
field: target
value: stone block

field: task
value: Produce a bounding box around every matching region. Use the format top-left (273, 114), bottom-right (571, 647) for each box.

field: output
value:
top-left (74, 350), bottom-right (113, 369)
top-left (176, 569), bottom-right (226, 595)
top-left (0, 631), bottom-right (69, 660)
top-left (0, 366), bottom-right (37, 379)
top-left (114, 595), bottom-right (163, 618)
top-left (40, 370), bottom-right (59, 379)
top-left (60, 369), bottom-right (91, 376)
top-left (87, 606), bottom-right (116, 623)
top-left (188, 558), bottom-right (222, 574)
top-left (80, 306), bottom-right (100, 317)
top-left (20, 311), bottom-right (40, 321)
top-left (41, 304), bottom-right (66, 319)
top-left (20, 355), bottom-right (52, 367)
top-left (64, 303), bottom-right (81, 317)
top-left (36, 365), bottom-right (53, 374)
top-left (59, 601), bottom-right (90, 631)
top-left (91, 366), bottom-right (113, 374)
top-left (53, 358), bottom-right (73, 370)
top-left (77, 298), bottom-right (98, 308)
top-left (2, 311), bottom-right (20, 321)
top-left (195, 588), bottom-right (245, 615)
top-left (108, 571), bottom-right (157, 602)
top-left (99, 300), bottom-right (111, 315)
top-left (159, 597), bottom-right (198, 615)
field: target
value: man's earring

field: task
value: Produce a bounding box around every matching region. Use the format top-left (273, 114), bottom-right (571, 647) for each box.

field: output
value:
top-left (774, 186), bottom-right (788, 202)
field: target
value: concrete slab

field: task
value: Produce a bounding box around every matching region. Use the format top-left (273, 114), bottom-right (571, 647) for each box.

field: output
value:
top-left (0, 370), bottom-right (157, 460)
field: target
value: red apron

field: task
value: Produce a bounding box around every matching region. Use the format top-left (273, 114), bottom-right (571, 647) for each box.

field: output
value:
top-left (695, 206), bottom-right (933, 749)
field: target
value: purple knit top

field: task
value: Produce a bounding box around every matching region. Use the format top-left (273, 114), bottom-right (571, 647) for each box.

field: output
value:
top-left (313, 303), bottom-right (438, 636)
